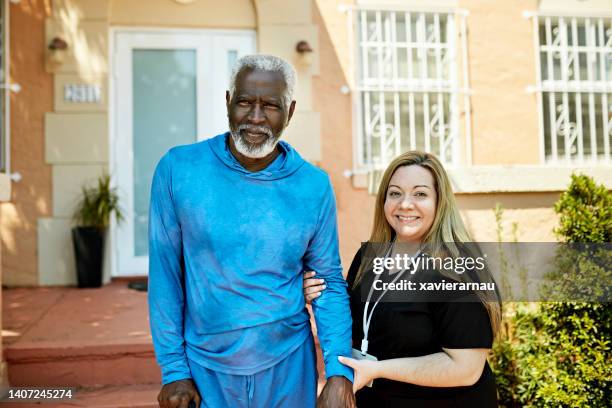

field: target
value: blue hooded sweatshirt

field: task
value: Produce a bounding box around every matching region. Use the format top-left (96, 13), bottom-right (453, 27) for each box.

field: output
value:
top-left (148, 133), bottom-right (353, 385)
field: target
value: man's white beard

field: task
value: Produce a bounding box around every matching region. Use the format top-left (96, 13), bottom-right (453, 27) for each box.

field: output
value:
top-left (230, 124), bottom-right (281, 159)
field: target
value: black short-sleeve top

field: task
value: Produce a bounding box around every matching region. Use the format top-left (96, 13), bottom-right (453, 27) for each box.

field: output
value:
top-left (346, 247), bottom-right (498, 407)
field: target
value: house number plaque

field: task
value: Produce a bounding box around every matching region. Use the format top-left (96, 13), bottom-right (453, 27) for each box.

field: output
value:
top-left (63, 84), bottom-right (101, 103)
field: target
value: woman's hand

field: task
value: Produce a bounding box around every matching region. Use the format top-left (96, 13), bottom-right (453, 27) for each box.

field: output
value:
top-left (303, 271), bottom-right (326, 304)
top-left (338, 356), bottom-right (380, 392)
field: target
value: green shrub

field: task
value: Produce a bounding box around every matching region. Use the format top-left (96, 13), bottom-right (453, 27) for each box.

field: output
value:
top-left (554, 174), bottom-right (611, 243)
top-left (490, 174), bottom-right (611, 407)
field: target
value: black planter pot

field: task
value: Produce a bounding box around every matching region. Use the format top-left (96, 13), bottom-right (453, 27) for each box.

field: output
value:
top-left (71, 226), bottom-right (106, 288)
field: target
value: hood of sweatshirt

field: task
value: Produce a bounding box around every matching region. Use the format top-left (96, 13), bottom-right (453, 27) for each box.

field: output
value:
top-left (208, 132), bottom-right (306, 181)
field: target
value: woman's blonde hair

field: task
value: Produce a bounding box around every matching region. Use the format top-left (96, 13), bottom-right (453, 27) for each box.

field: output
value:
top-left (356, 151), bottom-right (501, 336)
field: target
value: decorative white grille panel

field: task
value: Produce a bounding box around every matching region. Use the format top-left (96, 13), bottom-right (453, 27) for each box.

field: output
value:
top-left (533, 15), bottom-right (612, 164)
top-left (353, 8), bottom-right (469, 170)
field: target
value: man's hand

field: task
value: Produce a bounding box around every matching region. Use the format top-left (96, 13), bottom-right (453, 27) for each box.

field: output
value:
top-left (157, 379), bottom-right (201, 408)
top-left (316, 376), bottom-right (355, 408)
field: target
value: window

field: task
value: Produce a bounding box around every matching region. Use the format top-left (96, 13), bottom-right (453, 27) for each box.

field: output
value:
top-left (533, 14), bottom-right (612, 164)
top-left (353, 7), bottom-right (470, 170)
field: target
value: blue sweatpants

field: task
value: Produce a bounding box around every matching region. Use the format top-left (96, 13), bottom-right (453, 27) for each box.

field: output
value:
top-left (188, 334), bottom-right (318, 408)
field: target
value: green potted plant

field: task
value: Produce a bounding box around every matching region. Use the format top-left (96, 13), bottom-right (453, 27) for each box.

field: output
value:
top-left (72, 173), bottom-right (123, 288)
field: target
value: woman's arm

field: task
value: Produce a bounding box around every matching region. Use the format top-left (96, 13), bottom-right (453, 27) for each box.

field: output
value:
top-left (303, 246), bottom-right (363, 304)
top-left (377, 348), bottom-right (488, 386)
top-left (339, 348), bottom-right (489, 391)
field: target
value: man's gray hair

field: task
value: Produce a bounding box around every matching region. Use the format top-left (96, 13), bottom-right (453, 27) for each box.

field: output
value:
top-left (228, 54), bottom-right (296, 108)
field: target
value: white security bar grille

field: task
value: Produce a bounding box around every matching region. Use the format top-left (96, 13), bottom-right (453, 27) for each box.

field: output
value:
top-left (530, 13), bottom-right (612, 164)
top-left (352, 8), bottom-right (470, 170)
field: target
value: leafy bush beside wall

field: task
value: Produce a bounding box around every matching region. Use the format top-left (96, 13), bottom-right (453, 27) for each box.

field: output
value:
top-left (490, 174), bottom-right (612, 407)
top-left (554, 174), bottom-right (611, 243)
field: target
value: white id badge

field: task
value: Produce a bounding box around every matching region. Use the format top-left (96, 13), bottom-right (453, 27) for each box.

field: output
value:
top-left (351, 348), bottom-right (378, 387)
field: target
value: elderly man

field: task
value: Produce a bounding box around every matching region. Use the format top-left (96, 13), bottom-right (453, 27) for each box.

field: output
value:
top-left (148, 54), bottom-right (355, 408)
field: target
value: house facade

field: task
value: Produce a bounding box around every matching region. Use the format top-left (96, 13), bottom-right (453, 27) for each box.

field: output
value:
top-left (0, 0), bottom-right (610, 290)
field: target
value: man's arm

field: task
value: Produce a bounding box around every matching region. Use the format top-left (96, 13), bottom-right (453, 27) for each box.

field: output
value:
top-left (304, 179), bottom-right (353, 382)
top-left (148, 152), bottom-right (192, 384)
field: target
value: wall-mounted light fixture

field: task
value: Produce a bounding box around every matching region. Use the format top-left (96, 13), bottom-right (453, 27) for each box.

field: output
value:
top-left (295, 40), bottom-right (314, 66)
top-left (47, 37), bottom-right (69, 69)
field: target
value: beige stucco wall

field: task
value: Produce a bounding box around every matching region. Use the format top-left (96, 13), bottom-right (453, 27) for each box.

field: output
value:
top-left (1, 0), bottom-right (54, 287)
top-left (457, 192), bottom-right (559, 242)
top-left (35, 0), bottom-right (111, 286)
top-left (313, 0), bottom-right (374, 268)
top-left (255, 0), bottom-right (322, 161)
top-left (109, 0), bottom-right (256, 28)
top-left (5, 0), bottom-right (609, 287)
top-left (0, 174), bottom-right (10, 201)
top-left (459, 0), bottom-right (540, 165)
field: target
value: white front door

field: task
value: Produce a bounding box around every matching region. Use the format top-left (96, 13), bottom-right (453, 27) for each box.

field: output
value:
top-left (112, 29), bottom-right (256, 276)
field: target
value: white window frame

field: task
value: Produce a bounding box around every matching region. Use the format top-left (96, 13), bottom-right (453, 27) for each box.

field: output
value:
top-left (526, 11), bottom-right (612, 165)
top-left (347, 5), bottom-right (471, 173)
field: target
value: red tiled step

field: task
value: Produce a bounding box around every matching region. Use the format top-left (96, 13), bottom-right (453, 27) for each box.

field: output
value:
top-left (3, 284), bottom-right (328, 389)
top-left (6, 342), bottom-right (160, 387)
top-left (3, 284), bottom-right (160, 387)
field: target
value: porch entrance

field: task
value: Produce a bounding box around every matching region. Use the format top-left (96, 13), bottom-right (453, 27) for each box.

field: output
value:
top-left (111, 29), bottom-right (255, 276)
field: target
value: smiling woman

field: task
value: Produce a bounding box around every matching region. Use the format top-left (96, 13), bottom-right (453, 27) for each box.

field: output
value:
top-left (304, 151), bottom-right (501, 407)
top-left (383, 165), bottom-right (438, 244)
